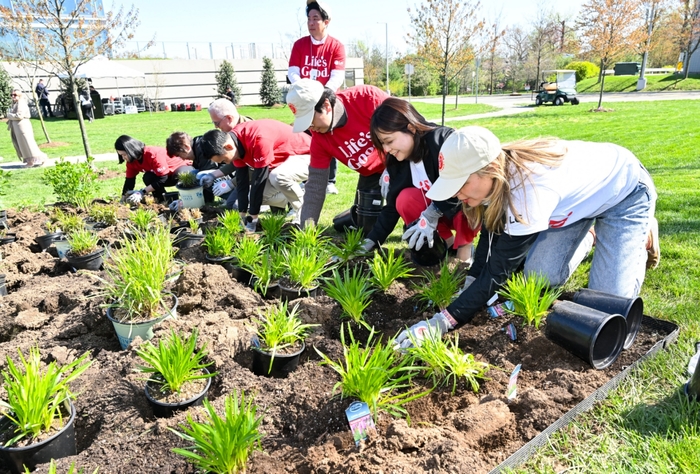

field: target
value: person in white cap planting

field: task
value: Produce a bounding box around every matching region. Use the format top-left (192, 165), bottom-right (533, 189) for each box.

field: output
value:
top-left (286, 78), bottom-right (389, 230)
top-left (395, 126), bottom-right (659, 349)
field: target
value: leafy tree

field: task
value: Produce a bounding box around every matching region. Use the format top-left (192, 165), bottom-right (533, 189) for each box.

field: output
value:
top-left (576, 0), bottom-right (646, 109)
top-left (527, 9), bottom-right (562, 90)
top-left (259, 56), bottom-right (280, 107)
top-left (0, 0), bottom-right (147, 158)
top-left (0, 64), bottom-right (12, 117)
top-left (215, 60), bottom-right (241, 104)
top-left (408, 0), bottom-right (486, 125)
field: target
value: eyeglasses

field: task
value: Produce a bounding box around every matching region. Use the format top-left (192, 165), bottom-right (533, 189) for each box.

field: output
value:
top-left (212, 120), bottom-right (221, 128)
top-left (11, 94), bottom-right (17, 97)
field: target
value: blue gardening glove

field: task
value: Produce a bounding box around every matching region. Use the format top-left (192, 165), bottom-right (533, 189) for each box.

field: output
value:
top-left (169, 199), bottom-right (184, 212)
top-left (394, 310), bottom-right (456, 351)
top-left (126, 189), bottom-right (145, 204)
top-left (244, 216), bottom-right (258, 233)
top-left (379, 169), bottom-right (390, 199)
top-left (213, 179), bottom-right (234, 197)
top-left (196, 170), bottom-right (218, 187)
top-left (402, 203), bottom-right (442, 251)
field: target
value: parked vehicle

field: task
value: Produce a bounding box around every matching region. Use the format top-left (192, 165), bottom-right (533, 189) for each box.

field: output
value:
top-left (535, 70), bottom-right (580, 106)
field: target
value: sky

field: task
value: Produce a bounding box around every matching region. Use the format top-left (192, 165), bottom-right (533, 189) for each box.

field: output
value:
top-left (118, 0), bottom-right (585, 58)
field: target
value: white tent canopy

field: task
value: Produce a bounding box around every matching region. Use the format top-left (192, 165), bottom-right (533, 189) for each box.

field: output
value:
top-left (59, 55), bottom-right (145, 79)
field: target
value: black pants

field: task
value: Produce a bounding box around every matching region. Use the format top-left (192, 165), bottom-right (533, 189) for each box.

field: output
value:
top-left (328, 157), bottom-right (337, 184)
top-left (143, 165), bottom-right (195, 201)
top-left (354, 172), bottom-right (382, 204)
top-left (39, 98), bottom-right (53, 117)
top-left (81, 104), bottom-right (94, 122)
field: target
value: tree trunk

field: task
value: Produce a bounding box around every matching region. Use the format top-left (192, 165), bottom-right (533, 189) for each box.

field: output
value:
top-left (29, 87), bottom-right (51, 144)
top-left (455, 83), bottom-right (459, 109)
top-left (71, 79), bottom-right (91, 158)
top-left (441, 74), bottom-right (447, 126)
top-left (597, 60), bottom-right (606, 109)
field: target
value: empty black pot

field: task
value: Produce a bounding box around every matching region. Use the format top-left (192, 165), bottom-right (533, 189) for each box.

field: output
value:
top-left (356, 190), bottom-right (383, 235)
top-left (252, 342), bottom-right (305, 377)
top-left (173, 230), bottom-right (204, 249)
top-left (573, 288), bottom-right (643, 350)
top-left (66, 246), bottom-right (106, 271)
top-left (145, 368), bottom-right (212, 418)
top-left (408, 228), bottom-right (447, 267)
top-left (0, 233), bottom-right (16, 246)
top-left (229, 265), bottom-right (253, 285)
top-left (0, 401), bottom-right (77, 474)
top-left (0, 274), bottom-right (7, 296)
top-left (332, 205), bottom-right (358, 233)
top-left (546, 301), bottom-right (626, 370)
top-left (35, 232), bottom-right (63, 251)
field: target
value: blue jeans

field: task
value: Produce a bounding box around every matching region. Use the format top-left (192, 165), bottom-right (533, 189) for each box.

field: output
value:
top-left (524, 169), bottom-right (656, 298)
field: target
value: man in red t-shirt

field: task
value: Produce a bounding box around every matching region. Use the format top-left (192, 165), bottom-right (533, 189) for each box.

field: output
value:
top-left (288, 0), bottom-right (345, 195)
top-left (286, 78), bottom-right (389, 227)
top-left (200, 121), bottom-right (311, 229)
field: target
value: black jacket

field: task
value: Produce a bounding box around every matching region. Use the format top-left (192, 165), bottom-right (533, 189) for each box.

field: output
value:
top-left (366, 126), bottom-right (462, 244)
top-left (191, 136), bottom-right (219, 172)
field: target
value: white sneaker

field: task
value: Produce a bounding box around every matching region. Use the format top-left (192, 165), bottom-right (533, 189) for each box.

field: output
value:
top-left (286, 209), bottom-right (300, 224)
top-left (326, 183), bottom-right (338, 195)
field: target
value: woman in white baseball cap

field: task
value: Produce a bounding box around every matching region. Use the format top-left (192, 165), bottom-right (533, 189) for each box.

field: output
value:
top-left (395, 126), bottom-right (658, 350)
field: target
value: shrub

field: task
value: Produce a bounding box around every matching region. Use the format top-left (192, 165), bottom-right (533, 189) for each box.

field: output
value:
top-left (215, 60), bottom-right (241, 104)
top-left (42, 157), bottom-right (98, 209)
top-left (564, 61), bottom-right (600, 82)
top-left (259, 56), bottom-right (280, 107)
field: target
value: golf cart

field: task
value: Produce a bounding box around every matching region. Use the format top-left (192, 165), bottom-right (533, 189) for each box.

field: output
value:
top-left (535, 70), bottom-right (579, 106)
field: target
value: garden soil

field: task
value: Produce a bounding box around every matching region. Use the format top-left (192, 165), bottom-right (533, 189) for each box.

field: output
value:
top-left (0, 207), bottom-right (665, 474)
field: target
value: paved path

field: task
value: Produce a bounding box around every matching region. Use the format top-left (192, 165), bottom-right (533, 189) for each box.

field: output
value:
top-left (0, 152), bottom-right (116, 171)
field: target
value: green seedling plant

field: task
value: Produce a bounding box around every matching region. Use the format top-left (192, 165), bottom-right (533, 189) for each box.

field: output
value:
top-left (129, 208), bottom-right (158, 233)
top-left (55, 211), bottom-right (84, 234)
top-left (249, 247), bottom-right (285, 296)
top-left (101, 225), bottom-right (176, 322)
top-left (177, 171), bottom-right (199, 189)
top-left (0, 347), bottom-right (92, 446)
top-left (24, 460), bottom-right (99, 474)
top-left (259, 213), bottom-right (287, 246)
top-left (414, 261), bottom-right (465, 311)
top-left (135, 328), bottom-right (217, 397)
top-left (88, 203), bottom-right (119, 226)
top-left (67, 228), bottom-right (100, 256)
top-left (407, 331), bottom-right (490, 394)
top-left (218, 209), bottom-right (243, 235)
top-left (315, 325), bottom-right (429, 420)
top-left (330, 227), bottom-right (366, 264)
top-left (282, 245), bottom-right (331, 290)
top-left (369, 248), bottom-right (414, 291)
top-left (498, 272), bottom-right (563, 329)
top-left (289, 222), bottom-right (330, 251)
top-left (170, 392), bottom-right (263, 474)
top-left (204, 226), bottom-right (236, 258)
top-left (188, 218), bottom-right (201, 234)
top-left (233, 234), bottom-right (264, 270)
top-left (323, 266), bottom-right (375, 329)
top-left (252, 301), bottom-right (318, 373)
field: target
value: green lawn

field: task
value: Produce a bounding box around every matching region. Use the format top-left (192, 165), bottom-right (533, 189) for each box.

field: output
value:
top-left (2, 99), bottom-right (700, 471)
top-left (577, 72), bottom-right (700, 93)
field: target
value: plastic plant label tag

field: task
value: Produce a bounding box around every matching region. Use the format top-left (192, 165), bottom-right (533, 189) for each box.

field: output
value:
top-left (345, 401), bottom-right (376, 446)
top-left (506, 364), bottom-right (522, 400)
top-left (505, 323), bottom-right (517, 341)
top-left (486, 293), bottom-right (499, 306)
top-left (487, 300), bottom-right (514, 318)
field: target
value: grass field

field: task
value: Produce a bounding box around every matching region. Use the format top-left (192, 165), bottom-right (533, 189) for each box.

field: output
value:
top-left (1, 98), bottom-right (699, 472)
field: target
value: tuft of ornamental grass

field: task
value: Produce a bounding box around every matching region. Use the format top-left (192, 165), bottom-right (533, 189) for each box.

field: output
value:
top-left (88, 203), bottom-right (119, 226)
top-left (282, 244), bottom-right (331, 290)
top-left (218, 209), bottom-right (243, 235)
top-left (498, 272), bottom-right (563, 329)
top-left (369, 248), bottom-right (414, 291)
top-left (170, 392), bottom-right (263, 474)
top-left (135, 328), bottom-right (217, 396)
top-left (67, 228), bottom-right (100, 256)
top-left (203, 226), bottom-right (237, 258)
top-left (176, 171), bottom-right (199, 189)
top-left (315, 324), bottom-right (430, 420)
top-left (407, 331), bottom-right (490, 394)
top-left (329, 227), bottom-right (366, 264)
top-left (102, 224), bottom-right (176, 321)
top-left (128, 208), bottom-right (158, 233)
top-left (0, 347), bottom-right (92, 446)
top-left (188, 218), bottom-right (201, 234)
top-left (289, 222), bottom-right (331, 251)
top-left (413, 260), bottom-right (465, 311)
top-left (323, 266), bottom-right (375, 329)
top-left (233, 234), bottom-right (265, 271)
top-left (55, 211), bottom-right (84, 234)
top-left (259, 213), bottom-right (287, 246)
top-left (249, 247), bottom-right (285, 296)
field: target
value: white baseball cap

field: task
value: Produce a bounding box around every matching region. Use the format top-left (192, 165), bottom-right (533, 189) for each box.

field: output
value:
top-left (426, 126), bottom-right (502, 202)
top-left (306, 0), bottom-right (331, 20)
top-left (287, 79), bottom-right (325, 133)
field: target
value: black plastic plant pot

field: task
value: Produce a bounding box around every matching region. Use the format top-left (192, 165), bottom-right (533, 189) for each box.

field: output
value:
top-left (83, 219), bottom-right (110, 231)
top-left (0, 401), bottom-right (77, 474)
top-left (279, 283), bottom-right (318, 302)
top-left (356, 190), bottom-right (383, 235)
top-left (546, 301), bottom-right (626, 370)
top-left (144, 368), bottom-right (212, 418)
top-left (0, 210), bottom-right (8, 229)
top-left (252, 342), bottom-right (305, 378)
top-left (173, 230), bottom-right (204, 249)
top-left (35, 232), bottom-right (63, 251)
top-left (409, 229), bottom-right (448, 267)
top-left (572, 288), bottom-right (643, 350)
top-left (66, 246), bottom-right (107, 271)
top-left (0, 233), bottom-right (17, 246)
top-left (0, 274), bottom-right (7, 296)
top-left (205, 254), bottom-right (237, 273)
top-left (229, 265), bottom-right (253, 285)
top-left (250, 277), bottom-right (280, 299)
top-left (332, 205), bottom-right (358, 233)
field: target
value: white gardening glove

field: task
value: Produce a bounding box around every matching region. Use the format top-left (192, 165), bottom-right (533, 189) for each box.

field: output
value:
top-left (394, 309), bottom-right (456, 351)
top-left (361, 238), bottom-right (375, 253)
top-left (402, 203), bottom-right (442, 251)
top-left (212, 179), bottom-right (234, 197)
top-left (379, 169), bottom-right (390, 199)
top-left (196, 170), bottom-right (219, 187)
top-left (244, 216), bottom-right (258, 233)
top-left (168, 199), bottom-right (184, 212)
top-left (126, 189), bottom-right (145, 204)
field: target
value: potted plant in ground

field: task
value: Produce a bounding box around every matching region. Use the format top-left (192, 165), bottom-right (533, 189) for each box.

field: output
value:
top-left (279, 245), bottom-right (332, 301)
top-left (126, 208), bottom-right (159, 238)
top-left (86, 202), bottom-right (118, 229)
top-left (259, 213), bottom-right (288, 246)
top-left (65, 228), bottom-right (106, 270)
top-left (323, 266), bottom-right (375, 330)
top-left (173, 218), bottom-right (204, 249)
top-left (230, 234), bottom-right (264, 284)
top-left (0, 347), bottom-right (92, 473)
top-left (218, 209), bottom-right (243, 235)
top-left (35, 213), bottom-right (64, 251)
top-left (498, 272), bottom-right (563, 329)
top-left (369, 248), bottom-right (414, 292)
top-left (135, 328), bottom-right (218, 418)
top-left (248, 247), bottom-right (285, 299)
top-left (289, 222), bottom-right (331, 251)
top-left (413, 261), bottom-right (465, 311)
top-left (203, 226), bottom-right (237, 269)
top-left (175, 172), bottom-right (204, 209)
top-left (101, 225), bottom-right (178, 349)
top-left (329, 228), bottom-right (366, 265)
top-left (250, 301), bottom-right (318, 377)
top-left (170, 391), bottom-right (263, 474)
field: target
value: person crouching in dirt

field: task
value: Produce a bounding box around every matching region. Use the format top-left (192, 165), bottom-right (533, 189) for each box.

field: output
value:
top-left (395, 126), bottom-right (659, 350)
top-left (199, 120), bottom-right (311, 230)
top-left (115, 135), bottom-right (194, 204)
top-left (286, 78), bottom-right (389, 230)
top-left (365, 97), bottom-right (479, 263)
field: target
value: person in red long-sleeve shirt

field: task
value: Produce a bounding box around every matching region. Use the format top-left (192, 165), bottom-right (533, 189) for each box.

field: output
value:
top-left (115, 135), bottom-right (194, 203)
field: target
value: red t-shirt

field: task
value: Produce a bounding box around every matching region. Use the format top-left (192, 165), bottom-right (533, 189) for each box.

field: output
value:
top-left (309, 85), bottom-right (389, 176)
top-left (125, 146), bottom-right (187, 178)
top-left (289, 35), bottom-right (345, 85)
top-left (231, 119), bottom-right (311, 169)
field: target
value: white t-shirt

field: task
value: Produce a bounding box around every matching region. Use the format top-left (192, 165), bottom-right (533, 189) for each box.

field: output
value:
top-left (506, 141), bottom-right (642, 236)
